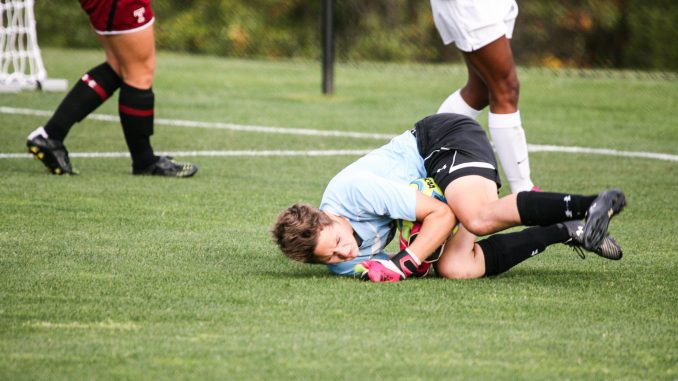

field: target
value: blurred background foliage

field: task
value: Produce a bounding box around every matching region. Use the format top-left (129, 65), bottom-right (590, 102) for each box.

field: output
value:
top-left (35, 0), bottom-right (677, 71)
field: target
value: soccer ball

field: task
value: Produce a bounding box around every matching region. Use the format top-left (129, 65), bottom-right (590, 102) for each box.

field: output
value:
top-left (409, 177), bottom-right (446, 203)
top-left (397, 177), bottom-right (454, 263)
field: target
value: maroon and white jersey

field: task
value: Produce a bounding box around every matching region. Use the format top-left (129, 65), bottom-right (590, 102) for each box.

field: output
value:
top-left (79, 0), bottom-right (154, 35)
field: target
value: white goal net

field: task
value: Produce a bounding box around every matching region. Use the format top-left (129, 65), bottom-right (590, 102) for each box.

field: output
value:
top-left (0, 0), bottom-right (66, 92)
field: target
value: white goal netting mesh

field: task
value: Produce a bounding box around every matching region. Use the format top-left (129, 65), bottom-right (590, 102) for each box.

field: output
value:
top-left (0, 0), bottom-right (49, 91)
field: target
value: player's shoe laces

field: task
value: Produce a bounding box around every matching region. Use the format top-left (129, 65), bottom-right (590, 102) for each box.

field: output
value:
top-left (583, 189), bottom-right (626, 251)
top-left (132, 156), bottom-right (198, 177)
top-left (26, 127), bottom-right (78, 175)
top-left (560, 220), bottom-right (623, 260)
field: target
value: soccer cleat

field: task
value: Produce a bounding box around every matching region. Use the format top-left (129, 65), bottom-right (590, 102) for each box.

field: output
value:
top-left (583, 189), bottom-right (626, 251)
top-left (560, 220), bottom-right (623, 260)
top-left (26, 127), bottom-right (78, 175)
top-left (132, 156), bottom-right (198, 177)
top-left (531, 186), bottom-right (542, 192)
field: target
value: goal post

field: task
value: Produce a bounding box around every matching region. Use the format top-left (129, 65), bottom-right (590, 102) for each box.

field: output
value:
top-left (0, 0), bottom-right (67, 92)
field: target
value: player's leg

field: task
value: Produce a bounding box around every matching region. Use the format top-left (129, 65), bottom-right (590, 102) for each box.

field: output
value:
top-left (463, 36), bottom-right (534, 193)
top-left (26, 49), bottom-right (122, 175)
top-left (101, 26), bottom-right (155, 89)
top-left (434, 225), bottom-right (484, 279)
top-left (443, 174), bottom-right (586, 236)
top-left (435, 222), bottom-right (561, 279)
top-left (437, 63), bottom-right (488, 118)
top-left (444, 176), bottom-right (624, 251)
top-left (431, 0), bottom-right (489, 118)
top-left (463, 36), bottom-right (518, 114)
top-left (416, 114), bottom-right (622, 244)
top-left (443, 175), bottom-right (520, 236)
top-left (436, 219), bottom-right (623, 279)
top-left (102, 26), bottom-right (197, 177)
top-left (102, 26), bottom-right (157, 171)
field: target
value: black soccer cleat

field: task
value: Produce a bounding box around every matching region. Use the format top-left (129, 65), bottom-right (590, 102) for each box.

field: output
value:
top-left (132, 155), bottom-right (198, 177)
top-left (560, 220), bottom-right (623, 260)
top-left (26, 127), bottom-right (78, 175)
top-left (583, 189), bottom-right (626, 251)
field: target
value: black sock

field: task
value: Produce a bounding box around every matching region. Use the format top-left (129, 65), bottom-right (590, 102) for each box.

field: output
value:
top-left (44, 62), bottom-right (121, 141)
top-left (119, 83), bottom-right (157, 170)
top-left (479, 224), bottom-right (569, 277)
top-left (517, 191), bottom-right (597, 226)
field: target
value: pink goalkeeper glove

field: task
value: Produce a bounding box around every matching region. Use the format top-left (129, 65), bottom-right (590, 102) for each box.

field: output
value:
top-left (409, 261), bottom-right (431, 278)
top-left (354, 259), bottom-right (405, 282)
top-left (354, 250), bottom-right (425, 282)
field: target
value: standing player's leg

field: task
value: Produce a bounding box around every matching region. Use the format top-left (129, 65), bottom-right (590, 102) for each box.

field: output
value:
top-left (463, 36), bottom-right (534, 193)
top-left (26, 55), bottom-right (122, 175)
top-left (100, 27), bottom-right (157, 172)
top-left (101, 26), bottom-right (197, 177)
top-left (437, 62), bottom-right (488, 119)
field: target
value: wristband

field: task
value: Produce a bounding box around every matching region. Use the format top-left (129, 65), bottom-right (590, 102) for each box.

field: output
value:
top-left (391, 249), bottom-right (420, 277)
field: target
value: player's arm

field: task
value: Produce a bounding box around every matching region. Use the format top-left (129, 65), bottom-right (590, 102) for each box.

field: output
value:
top-left (408, 191), bottom-right (456, 264)
top-left (355, 191), bottom-right (456, 282)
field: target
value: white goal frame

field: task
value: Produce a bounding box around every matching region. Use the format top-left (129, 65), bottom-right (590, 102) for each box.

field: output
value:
top-left (0, 0), bottom-right (67, 92)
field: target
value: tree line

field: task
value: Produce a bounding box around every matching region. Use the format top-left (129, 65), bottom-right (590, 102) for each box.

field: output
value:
top-left (35, 0), bottom-right (677, 71)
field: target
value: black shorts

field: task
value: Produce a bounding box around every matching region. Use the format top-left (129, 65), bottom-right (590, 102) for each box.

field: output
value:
top-left (412, 113), bottom-right (501, 192)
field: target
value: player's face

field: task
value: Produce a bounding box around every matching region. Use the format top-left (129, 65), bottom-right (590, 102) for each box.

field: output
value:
top-left (313, 218), bottom-right (360, 265)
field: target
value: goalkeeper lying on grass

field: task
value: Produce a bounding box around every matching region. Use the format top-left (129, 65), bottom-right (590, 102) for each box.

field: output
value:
top-left (272, 114), bottom-right (626, 282)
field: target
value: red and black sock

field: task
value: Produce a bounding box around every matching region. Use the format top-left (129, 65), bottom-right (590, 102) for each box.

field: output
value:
top-left (44, 62), bottom-right (121, 141)
top-left (119, 83), bottom-right (158, 170)
top-left (517, 191), bottom-right (597, 226)
top-left (480, 224), bottom-right (570, 277)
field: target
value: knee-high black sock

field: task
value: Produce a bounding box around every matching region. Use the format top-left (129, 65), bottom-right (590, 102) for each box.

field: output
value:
top-left (44, 62), bottom-right (121, 141)
top-left (119, 83), bottom-right (157, 170)
top-left (517, 191), bottom-right (597, 226)
top-left (479, 224), bottom-right (570, 277)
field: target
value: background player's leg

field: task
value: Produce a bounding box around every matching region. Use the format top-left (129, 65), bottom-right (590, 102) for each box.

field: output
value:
top-left (103, 27), bottom-right (158, 171)
top-left (40, 62), bottom-right (121, 142)
top-left (101, 25), bottom-right (197, 177)
top-left (437, 61), bottom-right (488, 119)
top-left (464, 36), bottom-right (535, 193)
top-left (26, 57), bottom-right (121, 174)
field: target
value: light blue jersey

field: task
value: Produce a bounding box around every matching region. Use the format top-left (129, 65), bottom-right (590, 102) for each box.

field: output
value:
top-left (320, 131), bottom-right (426, 276)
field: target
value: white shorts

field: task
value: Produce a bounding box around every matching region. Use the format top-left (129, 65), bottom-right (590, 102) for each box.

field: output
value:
top-left (430, 0), bottom-right (519, 52)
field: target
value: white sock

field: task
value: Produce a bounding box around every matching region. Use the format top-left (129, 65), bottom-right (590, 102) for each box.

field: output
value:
top-left (28, 126), bottom-right (48, 140)
top-left (437, 89), bottom-right (482, 119)
top-left (488, 111), bottom-right (534, 193)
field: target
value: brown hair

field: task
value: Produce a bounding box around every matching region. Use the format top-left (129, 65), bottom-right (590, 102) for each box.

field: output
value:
top-left (271, 203), bottom-right (333, 263)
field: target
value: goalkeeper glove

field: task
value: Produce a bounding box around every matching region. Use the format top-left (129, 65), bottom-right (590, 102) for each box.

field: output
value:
top-left (355, 259), bottom-right (405, 282)
top-left (354, 249), bottom-right (424, 282)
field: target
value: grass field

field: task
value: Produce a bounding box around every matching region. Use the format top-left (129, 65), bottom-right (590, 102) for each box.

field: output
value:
top-left (1, 48), bottom-right (677, 380)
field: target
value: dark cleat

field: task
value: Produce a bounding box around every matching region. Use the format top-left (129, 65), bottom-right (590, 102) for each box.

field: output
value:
top-left (132, 155), bottom-right (198, 178)
top-left (583, 189), bottom-right (626, 251)
top-left (26, 127), bottom-right (78, 175)
top-left (560, 220), bottom-right (623, 260)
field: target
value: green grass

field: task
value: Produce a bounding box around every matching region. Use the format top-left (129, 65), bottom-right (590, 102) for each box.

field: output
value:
top-left (1, 48), bottom-right (677, 380)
